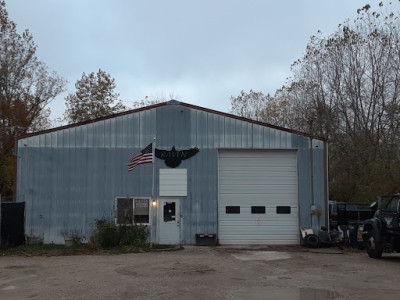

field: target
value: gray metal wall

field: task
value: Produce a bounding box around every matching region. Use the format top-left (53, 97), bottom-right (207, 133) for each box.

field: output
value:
top-left (17, 101), bottom-right (327, 244)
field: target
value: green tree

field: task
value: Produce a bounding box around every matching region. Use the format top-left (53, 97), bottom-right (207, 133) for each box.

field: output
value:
top-left (65, 69), bottom-right (126, 123)
top-left (0, 0), bottom-right (66, 197)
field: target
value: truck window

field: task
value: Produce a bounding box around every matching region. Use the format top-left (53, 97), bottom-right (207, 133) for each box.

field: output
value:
top-left (386, 197), bottom-right (400, 211)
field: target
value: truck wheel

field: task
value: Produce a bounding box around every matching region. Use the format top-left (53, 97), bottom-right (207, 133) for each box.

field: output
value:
top-left (366, 231), bottom-right (383, 258)
top-left (304, 234), bottom-right (320, 248)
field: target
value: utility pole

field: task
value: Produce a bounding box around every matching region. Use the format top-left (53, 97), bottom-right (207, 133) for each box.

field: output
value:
top-left (0, 194), bottom-right (2, 245)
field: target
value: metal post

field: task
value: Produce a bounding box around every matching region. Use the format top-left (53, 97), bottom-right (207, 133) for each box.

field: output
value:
top-left (151, 137), bottom-right (156, 199)
top-left (151, 137), bottom-right (156, 244)
top-left (0, 194), bottom-right (2, 245)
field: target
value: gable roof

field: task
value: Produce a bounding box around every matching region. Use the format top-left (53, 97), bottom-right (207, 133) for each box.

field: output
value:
top-left (19, 100), bottom-right (324, 141)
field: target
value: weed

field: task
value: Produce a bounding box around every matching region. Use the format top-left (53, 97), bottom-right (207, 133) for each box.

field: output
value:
top-left (89, 217), bottom-right (150, 248)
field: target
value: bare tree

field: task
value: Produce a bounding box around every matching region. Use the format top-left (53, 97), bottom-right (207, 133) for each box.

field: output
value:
top-left (229, 90), bottom-right (272, 121)
top-left (131, 91), bottom-right (180, 109)
top-left (229, 2), bottom-right (400, 202)
top-left (287, 3), bottom-right (400, 201)
top-left (229, 88), bottom-right (311, 132)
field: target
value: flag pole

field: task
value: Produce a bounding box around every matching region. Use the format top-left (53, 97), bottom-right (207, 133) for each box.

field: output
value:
top-left (151, 137), bottom-right (157, 244)
top-left (151, 137), bottom-right (156, 199)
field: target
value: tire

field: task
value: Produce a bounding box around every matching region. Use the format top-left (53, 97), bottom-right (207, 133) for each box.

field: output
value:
top-left (366, 231), bottom-right (383, 259)
top-left (304, 234), bottom-right (320, 248)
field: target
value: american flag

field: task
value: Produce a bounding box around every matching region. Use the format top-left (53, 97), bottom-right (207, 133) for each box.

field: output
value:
top-left (127, 143), bottom-right (153, 172)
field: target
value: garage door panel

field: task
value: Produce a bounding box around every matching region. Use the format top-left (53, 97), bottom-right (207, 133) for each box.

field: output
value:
top-left (219, 163), bottom-right (296, 170)
top-left (218, 217), bottom-right (298, 222)
top-left (220, 239), bottom-right (298, 244)
top-left (218, 236), bottom-right (300, 245)
top-left (220, 234), bottom-right (297, 245)
top-left (220, 186), bottom-right (298, 195)
top-left (219, 153), bottom-right (296, 161)
top-left (219, 232), bottom-right (299, 240)
top-left (219, 222), bottom-right (299, 228)
top-left (220, 234), bottom-right (297, 244)
top-left (220, 164), bottom-right (296, 169)
top-left (219, 195), bottom-right (297, 202)
top-left (218, 205), bottom-right (298, 212)
top-left (218, 150), bottom-right (299, 245)
top-left (219, 196), bottom-right (297, 203)
top-left (219, 178), bottom-right (297, 186)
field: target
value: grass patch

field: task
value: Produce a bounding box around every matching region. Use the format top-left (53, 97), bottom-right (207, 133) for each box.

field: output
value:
top-left (0, 244), bottom-right (95, 256)
top-left (0, 218), bottom-right (176, 256)
top-left (150, 244), bottom-right (180, 250)
top-left (0, 243), bottom-right (176, 256)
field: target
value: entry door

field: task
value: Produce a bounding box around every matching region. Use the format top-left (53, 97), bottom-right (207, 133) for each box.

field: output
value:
top-left (158, 199), bottom-right (181, 244)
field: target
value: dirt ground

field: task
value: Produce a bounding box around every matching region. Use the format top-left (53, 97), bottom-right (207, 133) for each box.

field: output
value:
top-left (0, 245), bottom-right (399, 300)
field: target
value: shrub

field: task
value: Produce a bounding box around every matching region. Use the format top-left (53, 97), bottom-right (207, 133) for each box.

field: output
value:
top-left (89, 217), bottom-right (150, 248)
top-left (69, 229), bottom-right (83, 247)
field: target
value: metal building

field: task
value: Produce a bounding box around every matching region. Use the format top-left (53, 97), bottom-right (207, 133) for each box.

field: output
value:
top-left (17, 100), bottom-right (328, 245)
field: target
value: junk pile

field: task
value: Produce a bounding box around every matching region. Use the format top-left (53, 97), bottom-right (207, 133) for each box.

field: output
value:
top-left (300, 225), bottom-right (364, 249)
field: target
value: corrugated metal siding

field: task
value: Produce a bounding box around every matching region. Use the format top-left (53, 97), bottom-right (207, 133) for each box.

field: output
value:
top-left (17, 102), bottom-right (327, 244)
top-left (189, 109), bottom-right (293, 149)
top-left (18, 109), bottom-right (158, 243)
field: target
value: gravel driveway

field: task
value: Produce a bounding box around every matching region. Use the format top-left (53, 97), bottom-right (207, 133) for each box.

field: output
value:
top-left (1, 245), bottom-right (399, 300)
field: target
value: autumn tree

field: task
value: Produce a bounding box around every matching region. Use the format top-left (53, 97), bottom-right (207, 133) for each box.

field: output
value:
top-left (131, 91), bottom-right (180, 109)
top-left (65, 69), bottom-right (126, 123)
top-left (288, 3), bottom-right (400, 202)
top-left (230, 90), bottom-right (272, 121)
top-left (0, 0), bottom-right (66, 198)
top-left (229, 88), bottom-right (308, 130)
top-left (230, 2), bottom-right (400, 203)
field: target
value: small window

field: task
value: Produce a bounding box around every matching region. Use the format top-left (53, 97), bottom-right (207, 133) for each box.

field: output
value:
top-left (116, 197), bottom-right (133, 224)
top-left (226, 206), bottom-right (240, 214)
top-left (276, 206), bottom-right (291, 214)
top-left (251, 206), bottom-right (266, 214)
top-left (116, 197), bottom-right (150, 225)
top-left (134, 198), bottom-right (149, 223)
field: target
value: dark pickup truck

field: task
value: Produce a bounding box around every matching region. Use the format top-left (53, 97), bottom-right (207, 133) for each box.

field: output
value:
top-left (363, 195), bottom-right (400, 258)
top-left (329, 201), bottom-right (375, 229)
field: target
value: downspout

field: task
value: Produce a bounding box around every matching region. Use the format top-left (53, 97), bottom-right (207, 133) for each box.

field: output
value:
top-left (324, 141), bottom-right (329, 229)
top-left (310, 137), bottom-right (314, 207)
top-left (309, 136), bottom-right (322, 232)
top-left (309, 137), bottom-right (317, 231)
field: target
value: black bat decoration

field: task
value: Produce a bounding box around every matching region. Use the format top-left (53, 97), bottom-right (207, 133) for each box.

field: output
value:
top-left (155, 146), bottom-right (199, 168)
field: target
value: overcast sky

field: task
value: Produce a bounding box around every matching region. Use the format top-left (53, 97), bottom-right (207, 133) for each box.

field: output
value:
top-left (6, 0), bottom-right (376, 123)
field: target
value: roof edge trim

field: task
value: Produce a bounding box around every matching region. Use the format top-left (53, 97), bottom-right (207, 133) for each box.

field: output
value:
top-left (18, 101), bottom-right (326, 142)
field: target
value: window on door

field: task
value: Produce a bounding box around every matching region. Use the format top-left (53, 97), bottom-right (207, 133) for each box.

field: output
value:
top-left (163, 202), bottom-right (176, 222)
top-left (226, 206), bottom-right (240, 214)
top-left (251, 206), bottom-right (266, 214)
top-left (276, 206), bottom-right (291, 214)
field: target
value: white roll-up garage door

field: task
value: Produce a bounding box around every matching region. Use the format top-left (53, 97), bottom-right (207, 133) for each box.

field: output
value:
top-left (218, 150), bottom-right (299, 245)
